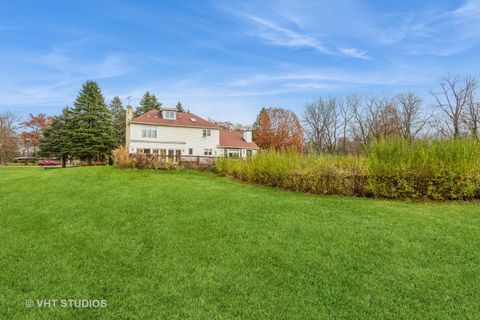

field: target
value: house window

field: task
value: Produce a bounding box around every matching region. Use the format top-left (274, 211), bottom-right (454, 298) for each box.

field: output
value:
top-left (204, 148), bottom-right (212, 156)
top-left (202, 129), bottom-right (211, 137)
top-left (189, 148), bottom-right (193, 155)
top-left (142, 127), bottom-right (157, 138)
top-left (163, 111), bottom-right (176, 120)
top-left (228, 150), bottom-right (240, 158)
top-left (144, 148), bottom-right (151, 154)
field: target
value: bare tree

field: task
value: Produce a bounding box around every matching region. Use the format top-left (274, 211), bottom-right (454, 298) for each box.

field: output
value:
top-left (302, 99), bottom-right (324, 153)
top-left (431, 74), bottom-right (477, 139)
top-left (0, 111), bottom-right (21, 164)
top-left (465, 83), bottom-right (480, 139)
top-left (338, 97), bottom-right (354, 153)
top-left (302, 97), bottom-right (341, 153)
top-left (394, 92), bottom-right (430, 140)
top-left (349, 95), bottom-right (367, 145)
top-left (371, 96), bottom-right (400, 139)
top-left (350, 95), bottom-right (384, 145)
top-left (208, 118), bottom-right (250, 131)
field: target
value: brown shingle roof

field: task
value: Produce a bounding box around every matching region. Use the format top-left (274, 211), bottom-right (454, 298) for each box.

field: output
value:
top-left (131, 110), bottom-right (221, 129)
top-left (219, 129), bottom-right (259, 149)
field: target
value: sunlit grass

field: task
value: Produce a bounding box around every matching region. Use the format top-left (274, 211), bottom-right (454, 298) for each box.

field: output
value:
top-left (1, 166), bottom-right (479, 319)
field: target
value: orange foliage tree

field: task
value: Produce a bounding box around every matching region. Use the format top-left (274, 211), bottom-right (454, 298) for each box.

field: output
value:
top-left (254, 108), bottom-right (303, 152)
top-left (21, 113), bottom-right (52, 155)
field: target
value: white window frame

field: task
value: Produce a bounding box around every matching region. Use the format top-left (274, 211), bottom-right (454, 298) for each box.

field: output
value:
top-left (142, 127), bottom-right (157, 138)
top-left (202, 129), bottom-right (211, 137)
top-left (163, 111), bottom-right (176, 120)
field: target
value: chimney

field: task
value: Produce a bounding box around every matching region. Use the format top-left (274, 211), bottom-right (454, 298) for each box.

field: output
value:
top-left (243, 130), bottom-right (252, 143)
top-left (126, 105), bottom-right (133, 121)
top-left (126, 105), bottom-right (133, 151)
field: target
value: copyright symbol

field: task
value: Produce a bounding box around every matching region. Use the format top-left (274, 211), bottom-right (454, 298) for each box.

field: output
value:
top-left (25, 299), bottom-right (34, 308)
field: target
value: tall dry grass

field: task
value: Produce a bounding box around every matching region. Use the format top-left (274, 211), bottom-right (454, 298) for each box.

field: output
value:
top-left (217, 139), bottom-right (480, 200)
top-left (216, 150), bottom-right (367, 196)
top-left (366, 139), bottom-right (480, 199)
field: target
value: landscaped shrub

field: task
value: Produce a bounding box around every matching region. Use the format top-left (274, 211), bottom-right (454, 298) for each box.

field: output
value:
top-left (216, 139), bottom-right (480, 200)
top-left (112, 147), bottom-right (177, 170)
top-left (112, 147), bottom-right (134, 168)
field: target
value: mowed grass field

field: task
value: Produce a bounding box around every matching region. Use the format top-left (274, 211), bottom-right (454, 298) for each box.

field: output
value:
top-left (1, 167), bottom-right (479, 319)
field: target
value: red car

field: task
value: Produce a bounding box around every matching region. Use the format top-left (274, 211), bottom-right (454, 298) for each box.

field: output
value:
top-left (38, 160), bottom-right (59, 166)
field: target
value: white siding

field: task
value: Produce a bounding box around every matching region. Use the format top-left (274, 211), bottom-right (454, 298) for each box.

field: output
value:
top-left (128, 123), bottom-right (221, 156)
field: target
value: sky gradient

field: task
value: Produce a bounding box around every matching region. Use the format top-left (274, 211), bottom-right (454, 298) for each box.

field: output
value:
top-left (1, 0), bottom-right (479, 124)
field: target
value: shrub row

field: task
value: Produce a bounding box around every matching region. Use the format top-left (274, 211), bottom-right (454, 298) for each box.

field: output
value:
top-left (365, 139), bottom-right (480, 200)
top-left (216, 152), bottom-right (368, 196)
top-left (112, 147), bottom-right (178, 170)
top-left (216, 139), bottom-right (480, 200)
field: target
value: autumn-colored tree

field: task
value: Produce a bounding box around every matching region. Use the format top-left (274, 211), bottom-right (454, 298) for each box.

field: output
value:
top-left (19, 131), bottom-right (32, 156)
top-left (21, 113), bottom-right (52, 156)
top-left (254, 108), bottom-right (303, 152)
top-left (254, 109), bottom-right (272, 148)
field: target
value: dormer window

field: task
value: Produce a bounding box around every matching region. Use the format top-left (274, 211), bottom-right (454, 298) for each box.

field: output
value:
top-left (162, 110), bottom-right (176, 120)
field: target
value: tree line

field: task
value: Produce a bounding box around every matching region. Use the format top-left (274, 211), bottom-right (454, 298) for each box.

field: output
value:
top-left (0, 81), bottom-right (186, 165)
top-left (253, 74), bottom-right (480, 154)
top-left (1, 74), bottom-right (478, 164)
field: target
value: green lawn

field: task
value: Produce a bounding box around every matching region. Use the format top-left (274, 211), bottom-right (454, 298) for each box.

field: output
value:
top-left (1, 166), bottom-right (479, 319)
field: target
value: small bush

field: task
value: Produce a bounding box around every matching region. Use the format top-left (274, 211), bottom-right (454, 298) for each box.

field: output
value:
top-left (112, 147), bottom-right (133, 168)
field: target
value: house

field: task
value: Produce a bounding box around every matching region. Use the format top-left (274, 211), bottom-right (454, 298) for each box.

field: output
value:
top-left (126, 107), bottom-right (259, 158)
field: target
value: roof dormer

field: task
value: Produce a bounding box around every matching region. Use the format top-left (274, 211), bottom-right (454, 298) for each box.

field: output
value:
top-left (161, 109), bottom-right (176, 120)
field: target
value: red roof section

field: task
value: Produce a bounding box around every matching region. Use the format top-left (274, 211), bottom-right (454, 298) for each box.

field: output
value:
top-left (131, 110), bottom-right (221, 129)
top-left (219, 129), bottom-right (259, 149)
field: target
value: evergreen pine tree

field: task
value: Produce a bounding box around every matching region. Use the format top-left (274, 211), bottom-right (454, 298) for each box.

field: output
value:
top-left (68, 81), bottom-right (115, 165)
top-left (39, 108), bottom-right (72, 167)
top-left (134, 91), bottom-right (162, 116)
top-left (109, 96), bottom-right (126, 148)
top-left (175, 101), bottom-right (185, 112)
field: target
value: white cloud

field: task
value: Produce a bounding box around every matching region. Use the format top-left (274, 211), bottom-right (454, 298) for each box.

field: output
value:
top-left (0, 42), bottom-right (135, 109)
top-left (243, 14), bottom-right (333, 55)
top-left (339, 48), bottom-right (370, 60)
top-left (452, 0), bottom-right (480, 17)
top-left (229, 10), bottom-right (370, 60)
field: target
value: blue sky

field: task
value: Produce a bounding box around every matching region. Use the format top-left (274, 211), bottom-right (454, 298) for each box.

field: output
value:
top-left (1, 0), bottom-right (480, 124)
